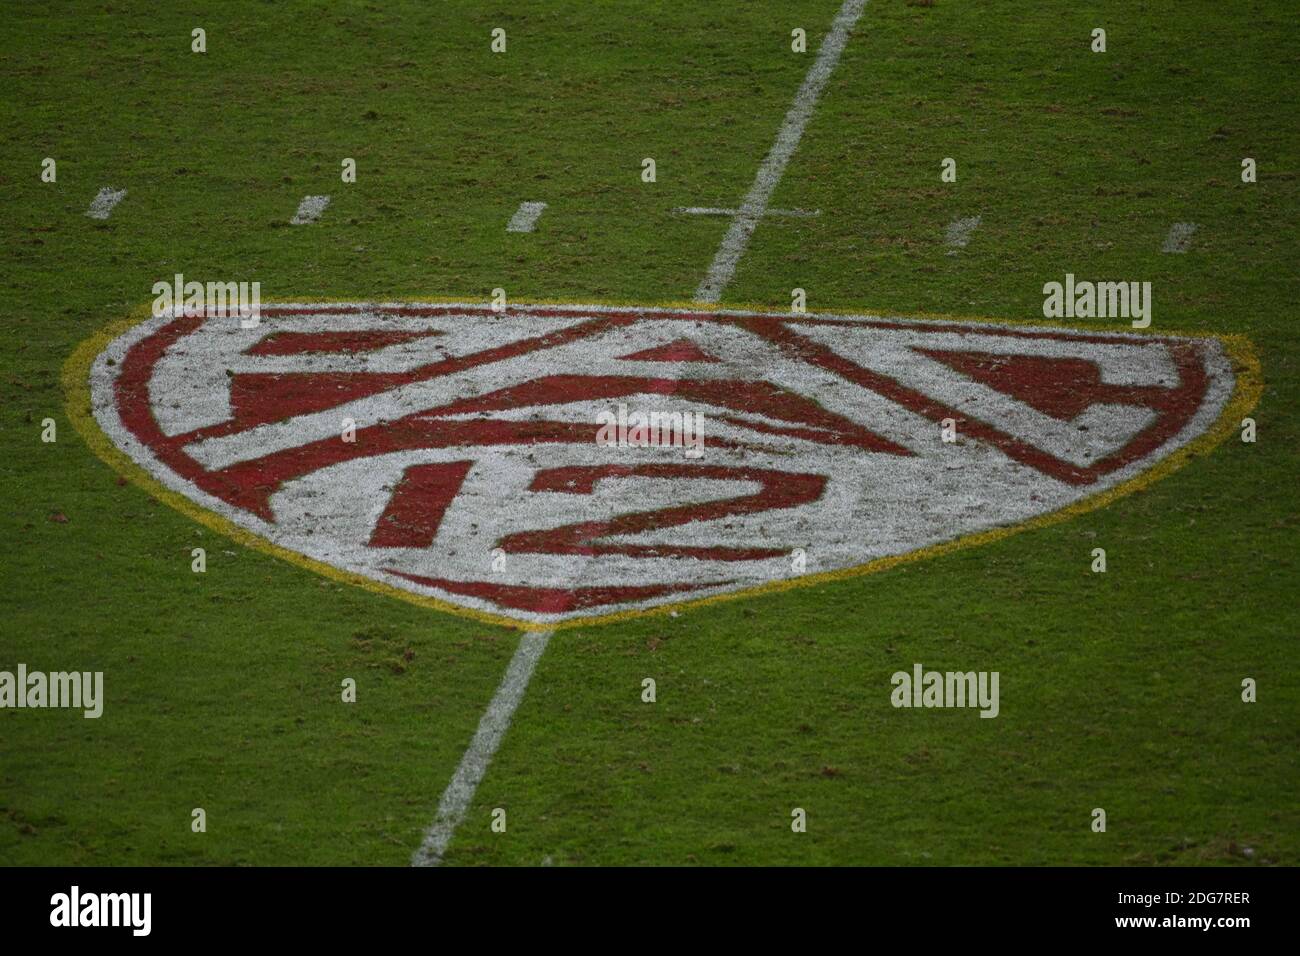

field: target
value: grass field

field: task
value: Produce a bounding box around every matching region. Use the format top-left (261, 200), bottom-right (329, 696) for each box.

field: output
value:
top-left (1, 0), bottom-right (1297, 866)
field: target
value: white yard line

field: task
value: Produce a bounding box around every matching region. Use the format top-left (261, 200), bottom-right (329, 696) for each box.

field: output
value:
top-left (1161, 221), bottom-right (1198, 254)
top-left (411, 628), bottom-right (554, 867)
top-left (290, 195), bottom-right (331, 225)
top-left (676, 206), bottom-right (821, 218)
top-left (86, 187), bottom-right (126, 220)
top-left (694, 0), bottom-right (869, 303)
top-left (506, 201), bottom-right (548, 233)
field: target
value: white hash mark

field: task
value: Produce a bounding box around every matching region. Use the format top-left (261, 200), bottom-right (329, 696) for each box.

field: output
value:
top-left (1161, 222), bottom-right (1198, 254)
top-left (506, 201), bottom-right (548, 233)
top-left (86, 187), bottom-right (126, 220)
top-left (291, 195), bottom-right (331, 225)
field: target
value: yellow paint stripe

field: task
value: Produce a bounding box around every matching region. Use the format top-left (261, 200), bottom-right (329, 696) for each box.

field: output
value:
top-left (63, 299), bottom-right (1263, 634)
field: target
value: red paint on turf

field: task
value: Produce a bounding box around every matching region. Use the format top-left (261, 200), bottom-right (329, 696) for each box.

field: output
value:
top-left (742, 318), bottom-right (1206, 485)
top-left (619, 338), bottom-right (721, 363)
top-left (500, 463), bottom-right (825, 561)
top-left (368, 460), bottom-right (474, 548)
top-left (245, 329), bottom-right (443, 356)
top-left (917, 349), bottom-right (1184, 421)
top-left (385, 570), bottom-right (718, 613)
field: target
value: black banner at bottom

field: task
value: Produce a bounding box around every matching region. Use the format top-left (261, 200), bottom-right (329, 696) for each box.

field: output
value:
top-left (0, 865), bottom-right (1279, 941)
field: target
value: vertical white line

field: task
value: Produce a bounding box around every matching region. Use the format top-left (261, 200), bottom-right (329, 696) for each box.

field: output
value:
top-left (694, 0), bottom-right (869, 303)
top-left (411, 628), bottom-right (554, 867)
top-left (86, 187), bottom-right (127, 220)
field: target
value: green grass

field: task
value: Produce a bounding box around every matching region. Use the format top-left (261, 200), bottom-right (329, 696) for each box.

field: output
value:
top-left (1, 0), bottom-right (1296, 866)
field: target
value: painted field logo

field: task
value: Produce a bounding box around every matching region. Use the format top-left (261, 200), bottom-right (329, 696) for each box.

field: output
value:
top-left (76, 302), bottom-right (1248, 628)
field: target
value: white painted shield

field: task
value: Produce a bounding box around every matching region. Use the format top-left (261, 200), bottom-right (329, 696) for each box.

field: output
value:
top-left (81, 302), bottom-right (1242, 627)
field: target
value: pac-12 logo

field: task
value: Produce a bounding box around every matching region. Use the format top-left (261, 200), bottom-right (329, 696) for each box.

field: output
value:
top-left (77, 302), bottom-right (1247, 627)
